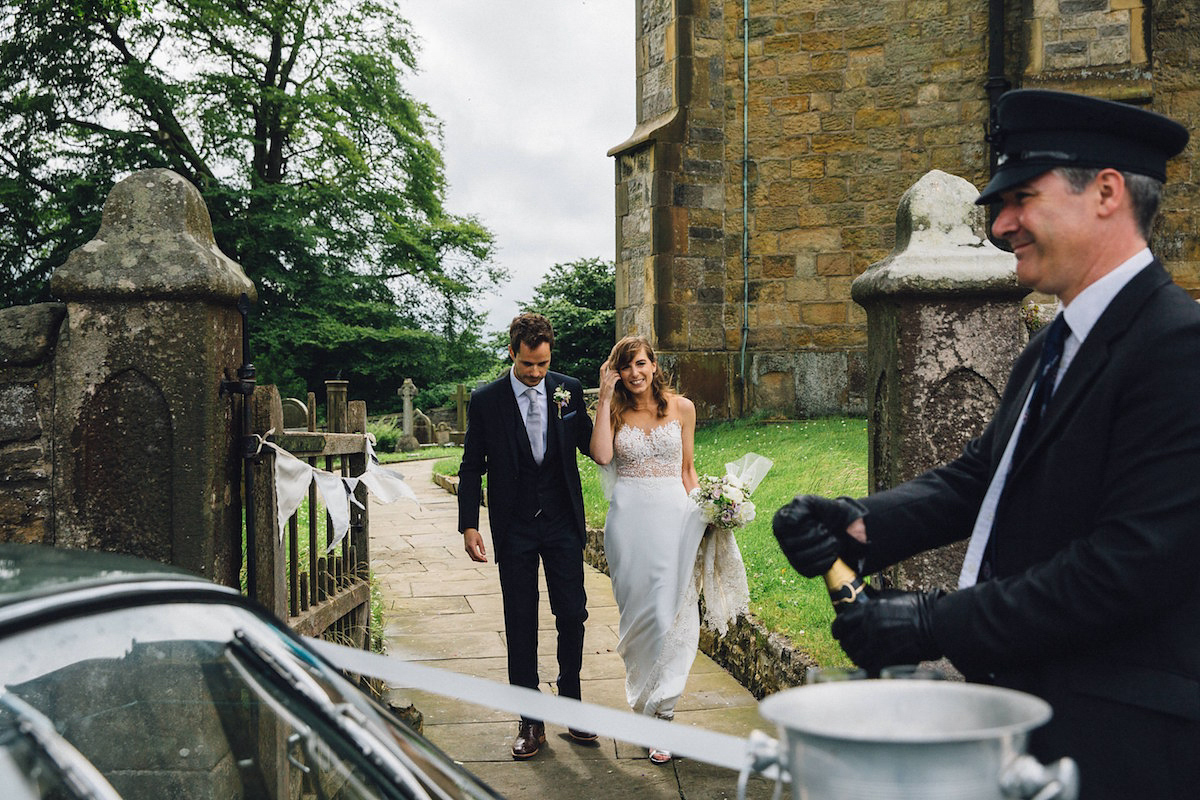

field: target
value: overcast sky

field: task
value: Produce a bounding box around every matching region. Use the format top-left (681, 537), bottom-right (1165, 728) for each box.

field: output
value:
top-left (397, 1), bottom-right (636, 333)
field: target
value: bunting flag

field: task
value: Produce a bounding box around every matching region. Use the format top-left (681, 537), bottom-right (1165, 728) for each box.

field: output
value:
top-left (270, 442), bottom-right (315, 544)
top-left (360, 440), bottom-right (421, 506)
top-left (264, 438), bottom-right (420, 550)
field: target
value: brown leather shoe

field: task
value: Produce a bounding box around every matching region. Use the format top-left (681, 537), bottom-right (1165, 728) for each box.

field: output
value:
top-left (511, 720), bottom-right (545, 759)
top-left (568, 728), bottom-right (598, 743)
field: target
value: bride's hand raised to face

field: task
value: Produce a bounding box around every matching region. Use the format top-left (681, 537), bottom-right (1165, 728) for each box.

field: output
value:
top-left (598, 360), bottom-right (621, 404)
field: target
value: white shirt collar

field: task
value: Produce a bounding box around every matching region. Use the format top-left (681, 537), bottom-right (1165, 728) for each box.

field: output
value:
top-left (509, 369), bottom-right (545, 399)
top-left (1061, 247), bottom-right (1153, 345)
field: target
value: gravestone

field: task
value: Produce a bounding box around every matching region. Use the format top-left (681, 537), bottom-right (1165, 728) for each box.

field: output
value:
top-left (399, 378), bottom-right (417, 437)
top-left (412, 409), bottom-right (433, 445)
top-left (282, 397), bottom-right (308, 430)
top-left (435, 422), bottom-right (451, 446)
top-left (455, 383), bottom-right (468, 433)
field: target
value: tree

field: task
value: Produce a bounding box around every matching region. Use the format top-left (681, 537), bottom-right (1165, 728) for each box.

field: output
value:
top-left (520, 258), bottom-right (615, 387)
top-left (0, 0), bottom-right (504, 409)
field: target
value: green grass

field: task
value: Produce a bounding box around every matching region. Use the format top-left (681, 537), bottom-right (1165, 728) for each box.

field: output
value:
top-left (367, 417), bottom-right (403, 453)
top-left (694, 416), bottom-right (867, 667)
top-left (377, 445), bottom-right (463, 464)
top-left (578, 416), bottom-right (867, 666)
top-left (368, 574), bottom-right (385, 653)
top-left (428, 418), bottom-right (868, 667)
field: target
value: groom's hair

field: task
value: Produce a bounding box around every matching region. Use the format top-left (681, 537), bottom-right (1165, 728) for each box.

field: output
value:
top-left (509, 312), bottom-right (555, 353)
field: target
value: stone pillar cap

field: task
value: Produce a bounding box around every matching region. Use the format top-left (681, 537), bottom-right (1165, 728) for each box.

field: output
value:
top-left (852, 170), bottom-right (1024, 303)
top-left (51, 169), bottom-right (256, 303)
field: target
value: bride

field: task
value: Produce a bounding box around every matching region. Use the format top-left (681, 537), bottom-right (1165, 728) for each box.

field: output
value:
top-left (590, 335), bottom-right (708, 765)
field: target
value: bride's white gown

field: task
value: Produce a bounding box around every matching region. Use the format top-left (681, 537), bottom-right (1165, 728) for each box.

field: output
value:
top-left (604, 419), bottom-right (708, 718)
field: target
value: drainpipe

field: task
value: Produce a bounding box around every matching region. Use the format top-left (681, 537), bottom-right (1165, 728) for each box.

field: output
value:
top-left (985, 0), bottom-right (1010, 175)
top-left (739, 1), bottom-right (750, 409)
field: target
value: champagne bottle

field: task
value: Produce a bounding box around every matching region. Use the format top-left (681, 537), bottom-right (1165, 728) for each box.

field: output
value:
top-left (824, 557), bottom-right (868, 613)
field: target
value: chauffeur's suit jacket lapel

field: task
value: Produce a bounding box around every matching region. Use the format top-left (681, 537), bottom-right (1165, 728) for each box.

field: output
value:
top-left (1007, 260), bottom-right (1170, 477)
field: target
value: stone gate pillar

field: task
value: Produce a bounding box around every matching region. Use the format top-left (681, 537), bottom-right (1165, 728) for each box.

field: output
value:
top-left (50, 168), bottom-right (256, 585)
top-left (851, 170), bottom-right (1028, 590)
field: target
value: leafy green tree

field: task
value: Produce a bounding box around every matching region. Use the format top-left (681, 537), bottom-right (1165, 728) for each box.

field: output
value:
top-left (0, 0), bottom-right (504, 409)
top-left (520, 258), bottom-right (615, 387)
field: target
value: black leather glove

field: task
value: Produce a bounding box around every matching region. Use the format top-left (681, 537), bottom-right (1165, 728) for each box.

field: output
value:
top-left (831, 588), bottom-right (945, 674)
top-left (772, 494), bottom-right (868, 578)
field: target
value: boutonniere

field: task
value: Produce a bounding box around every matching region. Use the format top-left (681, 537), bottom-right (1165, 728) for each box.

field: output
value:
top-left (553, 385), bottom-right (572, 418)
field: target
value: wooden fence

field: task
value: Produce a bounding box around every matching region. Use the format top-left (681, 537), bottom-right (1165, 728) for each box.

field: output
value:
top-left (248, 381), bottom-right (372, 648)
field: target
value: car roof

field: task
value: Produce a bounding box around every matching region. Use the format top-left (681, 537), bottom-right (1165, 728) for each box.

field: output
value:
top-left (0, 542), bottom-right (206, 608)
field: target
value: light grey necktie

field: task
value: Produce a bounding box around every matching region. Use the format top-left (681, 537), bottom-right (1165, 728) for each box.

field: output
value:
top-left (525, 387), bottom-right (544, 465)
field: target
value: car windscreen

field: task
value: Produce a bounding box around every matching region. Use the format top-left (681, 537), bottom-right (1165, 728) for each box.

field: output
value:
top-left (0, 601), bottom-right (426, 799)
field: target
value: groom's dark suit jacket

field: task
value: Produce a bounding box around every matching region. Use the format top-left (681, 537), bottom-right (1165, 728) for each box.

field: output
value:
top-left (857, 261), bottom-right (1200, 793)
top-left (457, 370), bottom-right (592, 559)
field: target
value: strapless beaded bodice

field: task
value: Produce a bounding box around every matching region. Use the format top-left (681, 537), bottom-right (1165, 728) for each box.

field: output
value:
top-left (613, 419), bottom-right (682, 479)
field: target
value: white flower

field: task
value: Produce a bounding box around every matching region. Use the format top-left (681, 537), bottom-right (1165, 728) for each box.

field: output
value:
top-left (553, 386), bottom-right (572, 417)
top-left (690, 453), bottom-right (772, 531)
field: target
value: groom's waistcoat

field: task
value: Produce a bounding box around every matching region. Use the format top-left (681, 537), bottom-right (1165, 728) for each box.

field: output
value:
top-left (512, 409), bottom-right (572, 523)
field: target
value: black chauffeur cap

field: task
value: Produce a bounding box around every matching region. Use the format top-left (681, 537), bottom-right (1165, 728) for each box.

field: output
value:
top-left (976, 89), bottom-right (1189, 205)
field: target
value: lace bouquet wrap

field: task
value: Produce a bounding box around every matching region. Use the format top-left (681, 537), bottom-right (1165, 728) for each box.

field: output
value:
top-left (690, 453), bottom-right (773, 634)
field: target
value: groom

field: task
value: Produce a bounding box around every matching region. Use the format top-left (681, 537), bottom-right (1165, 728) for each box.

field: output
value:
top-left (458, 312), bottom-right (596, 759)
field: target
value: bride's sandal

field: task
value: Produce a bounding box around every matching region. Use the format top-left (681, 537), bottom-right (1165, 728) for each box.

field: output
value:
top-left (649, 711), bottom-right (674, 763)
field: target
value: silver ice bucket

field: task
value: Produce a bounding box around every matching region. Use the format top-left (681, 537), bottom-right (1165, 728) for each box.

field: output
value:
top-left (752, 680), bottom-right (1078, 800)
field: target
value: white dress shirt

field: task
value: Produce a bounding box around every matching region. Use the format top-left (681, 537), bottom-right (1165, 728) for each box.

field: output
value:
top-left (957, 248), bottom-right (1155, 588)
top-left (510, 369), bottom-right (547, 457)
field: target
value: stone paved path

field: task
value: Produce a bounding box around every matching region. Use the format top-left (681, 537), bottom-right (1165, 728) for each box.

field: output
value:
top-left (369, 457), bottom-right (777, 799)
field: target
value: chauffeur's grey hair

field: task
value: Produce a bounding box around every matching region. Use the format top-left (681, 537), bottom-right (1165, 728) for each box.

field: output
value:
top-left (1056, 166), bottom-right (1164, 241)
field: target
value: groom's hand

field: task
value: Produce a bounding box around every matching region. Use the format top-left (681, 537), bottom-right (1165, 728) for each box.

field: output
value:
top-left (463, 529), bottom-right (488, 562)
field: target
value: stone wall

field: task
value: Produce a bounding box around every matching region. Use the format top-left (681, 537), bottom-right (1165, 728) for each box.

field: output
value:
top-left (611, 0), bottom-right (1200, 419)
top-left (611, 0), bottom-right (740, 419)
top-left (1025, 0), bottom-right (1147, 77)
top-left (1133, 0), bottom-right (1200, 291)
top-left (0, 303), bottom-right (66, 543)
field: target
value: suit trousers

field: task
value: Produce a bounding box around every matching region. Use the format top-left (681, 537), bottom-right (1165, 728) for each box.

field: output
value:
top-left (496, 506), bottom-right (588, 722)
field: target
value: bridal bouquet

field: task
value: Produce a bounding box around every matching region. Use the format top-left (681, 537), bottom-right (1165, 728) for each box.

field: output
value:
top-left (691, 453), bottom-right (772, 634)
top-left (690, 453), bottom-right (773, 531)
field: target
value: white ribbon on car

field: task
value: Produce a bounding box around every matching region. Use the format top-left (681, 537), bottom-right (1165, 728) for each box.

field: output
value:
top-left (265, 436), bottom-right (419, 549)
top-left (305, 637), bottom-right (786, 788)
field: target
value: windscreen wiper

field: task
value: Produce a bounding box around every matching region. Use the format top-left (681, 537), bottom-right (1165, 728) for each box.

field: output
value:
top-left (227, 628), bottom-right (439, 800)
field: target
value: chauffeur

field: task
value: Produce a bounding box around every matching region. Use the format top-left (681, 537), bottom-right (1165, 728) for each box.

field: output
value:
top-left (773, 89), bottom-right (1200, 799)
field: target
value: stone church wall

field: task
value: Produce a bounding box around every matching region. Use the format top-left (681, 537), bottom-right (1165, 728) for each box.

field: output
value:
top-left (611, 0), bottom-right (1199, 419)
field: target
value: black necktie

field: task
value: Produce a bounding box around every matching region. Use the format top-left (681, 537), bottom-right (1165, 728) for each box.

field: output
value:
top-left (979, 314), bottom-right (1071, 581)
top-left (1013, 313), bottom-right (1070, 465)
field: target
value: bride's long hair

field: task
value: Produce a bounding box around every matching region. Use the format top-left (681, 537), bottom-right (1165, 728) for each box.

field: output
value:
top-left (607, 335), bottom-right (673, 431)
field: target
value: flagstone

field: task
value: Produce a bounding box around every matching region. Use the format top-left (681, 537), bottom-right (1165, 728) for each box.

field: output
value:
top-left (368, 457), bottom-right (771, 800)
